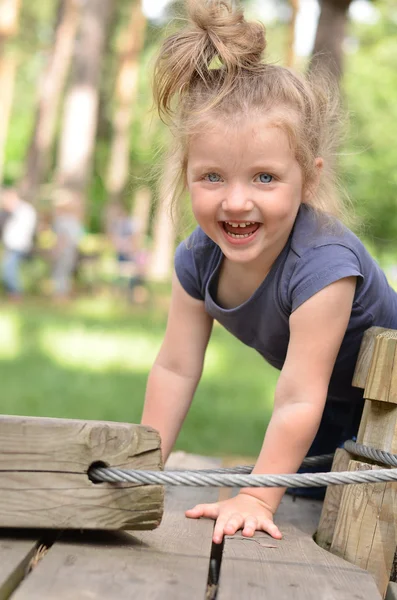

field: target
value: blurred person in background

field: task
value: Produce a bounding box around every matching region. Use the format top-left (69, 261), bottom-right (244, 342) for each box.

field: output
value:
top-left (51, 195), bottom-right (84, 301)
top-left (106, 201), bottom-right (148, 302)
top-left (0, 188), bottom-right (37, 300)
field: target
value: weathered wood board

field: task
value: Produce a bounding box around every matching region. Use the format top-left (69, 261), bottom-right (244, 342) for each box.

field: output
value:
top-left (9, 454), bottom-right (220, 600)
top-left (0, 452), bottom-right (386, 599)
top-left (277, 493), bottom-right (323, 537)
top-left (218, 524), bottom-right (382, 599)
top-left (315, 448), bottom-right (351, 550)
top-left (364, 332), bottom-right (397, 403)
top-left (331, 460), bottom-right (397, 597)
top-left (352, 327), bottom-right (390, 389)
top-left (0, 416), bottom-right (163, 529)
top-left (0, 533), bottom-right (40, 600)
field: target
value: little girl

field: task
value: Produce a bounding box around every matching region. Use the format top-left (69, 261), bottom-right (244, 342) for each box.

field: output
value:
top-left (141, 0), bottom-right (397, 544)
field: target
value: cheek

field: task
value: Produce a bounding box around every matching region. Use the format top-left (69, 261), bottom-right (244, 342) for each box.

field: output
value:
top-left (264, 199), bottom-right (293, 224)
top-left (191, 190), bottom-right (214, 220)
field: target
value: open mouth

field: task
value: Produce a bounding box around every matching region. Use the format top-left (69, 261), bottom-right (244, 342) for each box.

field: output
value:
top-left (222, 221), bottom-right (260, 239)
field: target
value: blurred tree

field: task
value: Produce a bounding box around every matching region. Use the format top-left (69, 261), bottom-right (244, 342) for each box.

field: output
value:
top-left (19, 0), bottom-right (81, 203)
top-left (54, 0), bottom-right (114, 219)
top-left (342, 0), bottom-right (397, 250)
top-left (148, 150), bottom-right (178, 282)
top-left (132, 185), bottom-right (151, 246)
top-left (308, 0), bottom-right (354, 82)
top-left (286, 0), bottom-right (298, 67)
top-left (106, 0), bottom-right (147, 207)
top-left (0, 0), bottom-right (21, 185)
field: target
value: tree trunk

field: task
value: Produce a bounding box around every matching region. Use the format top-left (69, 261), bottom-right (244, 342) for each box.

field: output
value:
top-left (19, 0), bottom-right (81, 203)
top-left (106, 0), bottom-right (146, 206)
top-left (55, 0), bottom-right (114, 217)
top-left (308, 0), bottom-right (353, 82)
top-left (132, 185), bottom-right (151, 247)
top-left (0, 0), bottom-right (21, 186)
top-left (148, 155), bottom-right (177, 282)
top-left (0, 0), bottom-right (20, 49)
top-left (286, 0), bottom-right (299, 68)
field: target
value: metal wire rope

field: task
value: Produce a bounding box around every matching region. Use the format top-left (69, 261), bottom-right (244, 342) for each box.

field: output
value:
top-left (88, 441), bottom-right (397, 488)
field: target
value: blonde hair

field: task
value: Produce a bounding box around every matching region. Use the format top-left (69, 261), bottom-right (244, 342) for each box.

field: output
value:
top-left (154, 0), bottom-right (351, 226)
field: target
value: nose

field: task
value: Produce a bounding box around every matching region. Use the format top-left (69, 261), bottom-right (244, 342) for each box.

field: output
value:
top-left (221, 183), bottom-right (254, 214)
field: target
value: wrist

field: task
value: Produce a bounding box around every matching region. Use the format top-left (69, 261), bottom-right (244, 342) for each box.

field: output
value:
top-left (239, 489), bottom-right (279, 514)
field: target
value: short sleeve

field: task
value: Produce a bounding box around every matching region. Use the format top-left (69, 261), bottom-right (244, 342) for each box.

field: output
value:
top-left (289, 244), bottom-right (364, 312)
top-left (174, 239), bottom-right (204, 301)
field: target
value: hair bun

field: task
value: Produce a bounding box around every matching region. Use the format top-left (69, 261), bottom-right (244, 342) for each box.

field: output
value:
top-left (153, 0), bottom-right (267, 119)
top-left (187, 0), bottom-right (266, 69)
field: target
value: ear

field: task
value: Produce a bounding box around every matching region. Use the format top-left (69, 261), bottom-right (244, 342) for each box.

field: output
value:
top-left (303, 157), bottom-right (324, 203)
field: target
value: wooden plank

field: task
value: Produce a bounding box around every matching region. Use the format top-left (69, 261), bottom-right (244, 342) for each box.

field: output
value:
top-left (365, 334), bottom-right (397, 403)
top-left (315, 448), bottom-right (351, 550)
top-left (357, 399), bottom-right (397, 454)
top-left (331, 460), bottom-right (397, 597)
top-left (0, 532), bottom-right (40, 600)
top-left (217, 525), bottom-right (381, 599)
top-left (10, 454), bottom-right (220, 600)
top-left (212, 451), bottom-right (380, 599)
top-left (0, 415), bottom-right (163, 529)
top-left (0, 415), bottom-right (162, 471)
top-left (0, 472), bottom-right (163, 530)
top-left (352, 327), bottom-right (390, 389)
top-left (276, 494), bottom-right (323, 537)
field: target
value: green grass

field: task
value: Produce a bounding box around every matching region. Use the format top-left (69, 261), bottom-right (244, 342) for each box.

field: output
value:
top-left (0, 294), bottom-right (278, 458)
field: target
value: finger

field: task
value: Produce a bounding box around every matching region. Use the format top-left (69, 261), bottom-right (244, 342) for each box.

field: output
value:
top-left (185, 503), bottom-right (219, 520)
top-left (213, 517), bottom-right (229, 545)
top-left (224, 513), bottom-right (245, 536)
top-left (258, 519), bottom-right (283, 540)
top-left (241, 516), bottom-right (258, 538)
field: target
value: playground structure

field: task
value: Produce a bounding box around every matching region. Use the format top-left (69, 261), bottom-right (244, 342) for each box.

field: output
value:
top-left (0, 326), bottom-right (396, 598)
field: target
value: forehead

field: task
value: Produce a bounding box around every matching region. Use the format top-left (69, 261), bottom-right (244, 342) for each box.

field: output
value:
top-left (188, 114), bottom-right (296, 166)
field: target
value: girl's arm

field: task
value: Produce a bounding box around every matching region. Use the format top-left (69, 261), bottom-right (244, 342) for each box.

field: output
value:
top-left (241, 276), bottom-right (358, 510)
top-left (187, 276), bottom-right (357, 542)
top-left (141, 271), bottom-right (213, 463)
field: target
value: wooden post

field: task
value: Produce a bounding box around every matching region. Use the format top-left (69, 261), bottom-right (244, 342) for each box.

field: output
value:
top-left (326, 328), bottom-right (397, 597)
top-left (314, 448), bottom-right (351, 550)
top-left (0, 415), bottom-right (164, 530)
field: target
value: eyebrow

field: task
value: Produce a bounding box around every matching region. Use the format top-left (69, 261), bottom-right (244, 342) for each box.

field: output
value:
top-left (189, 162), bottom-right (287, 173)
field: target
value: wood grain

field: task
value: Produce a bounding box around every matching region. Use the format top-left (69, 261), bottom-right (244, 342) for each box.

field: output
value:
top-left (0, 533), bottom-right (40, 600)
top-left (0, 416), bottom-right (163, 530)
top-left (315, 448), bottom-right (351, 551)
top-left (0, 415), bottom-right (161, 471)
top-left (218, 524), bottom-right (381, 599)
top-left (352, 327), bottom-right (390, 389)
top-left (331, 460), bottom-right (397, 597)
top-left (0, 472), bottom-right (163, 530)
top-left (357, 399), bottom-right (397, 454)
top-left (365, 334), bottom-right (397, 403)
top-left (9, 454), bottom-right (220, 600)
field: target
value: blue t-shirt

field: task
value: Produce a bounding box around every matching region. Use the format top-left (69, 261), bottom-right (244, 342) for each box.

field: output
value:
top-left (175, 205), bottom-right (397, 403)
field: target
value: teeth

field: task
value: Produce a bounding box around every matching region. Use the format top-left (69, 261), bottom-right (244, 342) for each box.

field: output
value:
top-left (227, 231), bottom-right (252, 239)
top-left (225, 221), bottom-right (255, 228)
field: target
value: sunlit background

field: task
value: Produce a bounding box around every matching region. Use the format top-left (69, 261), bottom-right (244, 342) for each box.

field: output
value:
top-left (0, 0), bottom-right (396, 459)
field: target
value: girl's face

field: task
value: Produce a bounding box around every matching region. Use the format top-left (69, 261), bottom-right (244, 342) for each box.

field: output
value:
top-left (186, 116), bottom-right (309, 271)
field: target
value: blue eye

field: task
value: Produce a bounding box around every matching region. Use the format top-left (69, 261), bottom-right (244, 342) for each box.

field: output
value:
top-left (258, 173), bottom-right (273, 184)
top-left (204, 173), bottom-right (222, 183)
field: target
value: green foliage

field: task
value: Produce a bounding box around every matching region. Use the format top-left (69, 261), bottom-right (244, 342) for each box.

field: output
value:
top-left (342, 0), bottom-right (397, 251)
top-left (0, 299), bottom-right (277, 457)
top-left (3, 0), bottom-right (397, 257)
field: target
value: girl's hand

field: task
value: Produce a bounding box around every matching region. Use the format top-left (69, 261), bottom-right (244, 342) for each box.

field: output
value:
top-left (185, 492), bottom-right (282, 544)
